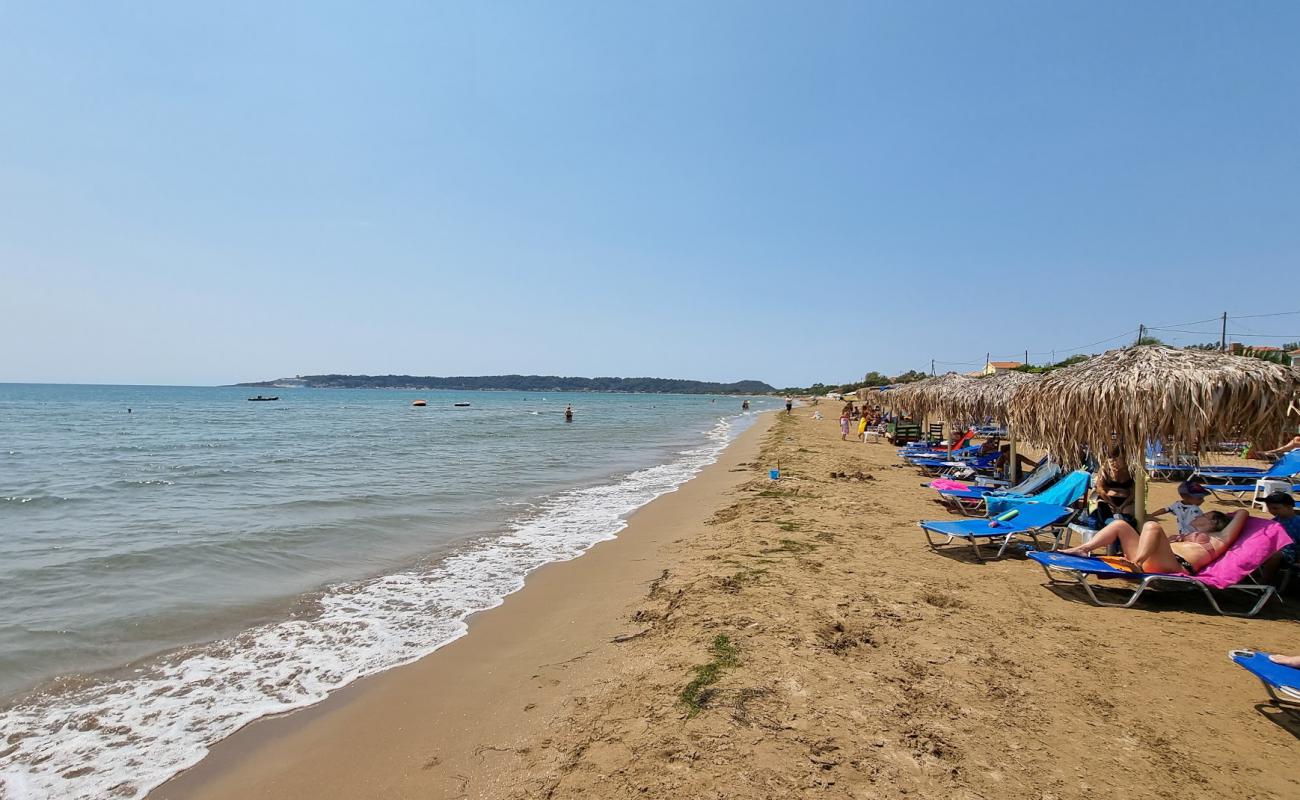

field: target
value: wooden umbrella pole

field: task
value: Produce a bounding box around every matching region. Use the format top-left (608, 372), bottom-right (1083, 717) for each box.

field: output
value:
top-left (1007, 423), bottom-right (1019, 484)
top-left (1134, 456), bottom-right (1147, 527)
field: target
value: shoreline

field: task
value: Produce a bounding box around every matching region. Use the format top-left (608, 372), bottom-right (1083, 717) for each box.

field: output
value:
top-left (156, 407), bottom-right (1299, 799)
top-left (152, 410), bottom-right (780, 799)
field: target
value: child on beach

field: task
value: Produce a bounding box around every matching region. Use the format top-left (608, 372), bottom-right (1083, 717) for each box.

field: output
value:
top-left (839, 410), bottom-right (851, 440)
top-left (1259, 492), bottom-right (1300, 583)
top-left (857, 413), bottom-right (869, 442)
top-left (1148, 480), bottom-right (1209, 533)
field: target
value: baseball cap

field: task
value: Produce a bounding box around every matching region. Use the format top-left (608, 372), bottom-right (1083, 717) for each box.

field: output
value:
top-left (1177, 481), bottom-right (1210, 497)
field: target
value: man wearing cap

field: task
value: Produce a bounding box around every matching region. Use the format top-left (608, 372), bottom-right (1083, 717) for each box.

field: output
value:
top-left (1149, 480), bottom-right (1210, 533)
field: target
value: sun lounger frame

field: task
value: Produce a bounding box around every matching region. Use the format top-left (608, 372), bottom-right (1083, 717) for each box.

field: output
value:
top-left (1031, 557), bottom-right (1278, 618)
top-left (918, 508), bottom-right (1076, 562)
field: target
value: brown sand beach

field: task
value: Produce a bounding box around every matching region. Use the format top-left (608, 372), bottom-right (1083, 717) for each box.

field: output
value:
top-left (157, 409), bottom-right (1299, 800)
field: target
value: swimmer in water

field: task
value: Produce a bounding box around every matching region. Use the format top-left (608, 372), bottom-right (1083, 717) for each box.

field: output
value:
top-left (564, 404), bottom-right (574, 422)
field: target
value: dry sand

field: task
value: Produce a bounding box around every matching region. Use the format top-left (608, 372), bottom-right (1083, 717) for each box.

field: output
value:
top-left (156, 409), bottom-right (1300, 800)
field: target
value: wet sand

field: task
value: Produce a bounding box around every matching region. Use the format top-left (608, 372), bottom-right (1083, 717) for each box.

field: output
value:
top-left (156, 409), bottom-right (1300, 799)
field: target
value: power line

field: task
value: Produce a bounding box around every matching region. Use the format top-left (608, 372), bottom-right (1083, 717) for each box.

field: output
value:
top-left (926, 309), bottom-right (1300, 376)
top-left (1148, 315), bottom-right (1225, 329)
top-left (1218, 332), bottom-right (1300, 340)
top-left (1232, 310), bottom-right (1300, 320)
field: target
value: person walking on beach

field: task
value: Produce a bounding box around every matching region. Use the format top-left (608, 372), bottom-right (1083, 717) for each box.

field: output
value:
top-left (785, 397), bottom-right (793, 415)
top-left (857, 411), bottom-right (869, 443)
top-left (839, 409), bottom-right (851, 440)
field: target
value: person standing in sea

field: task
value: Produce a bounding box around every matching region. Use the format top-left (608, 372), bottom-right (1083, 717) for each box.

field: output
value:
top-left (564, 404), bottom-right (574, 422)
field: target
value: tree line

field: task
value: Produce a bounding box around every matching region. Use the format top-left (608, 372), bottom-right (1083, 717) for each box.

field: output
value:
top-left (239, 374), bottom-right (777, 395)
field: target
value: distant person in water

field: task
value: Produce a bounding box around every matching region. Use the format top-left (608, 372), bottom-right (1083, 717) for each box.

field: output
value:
top-left (564, 405), bottom-right (574, 422)
top-left (741, 399), bottom-right (750, 411)
top-left (785, 397), bottom-right (793, 415)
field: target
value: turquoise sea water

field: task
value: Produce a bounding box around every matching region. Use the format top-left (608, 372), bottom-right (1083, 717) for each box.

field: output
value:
top-left (0, 384), bottom-right (773, 799)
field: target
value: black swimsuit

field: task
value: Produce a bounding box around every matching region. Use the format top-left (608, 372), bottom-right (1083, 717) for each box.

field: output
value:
top-left (1098, 473), bottom-right (1136, 524)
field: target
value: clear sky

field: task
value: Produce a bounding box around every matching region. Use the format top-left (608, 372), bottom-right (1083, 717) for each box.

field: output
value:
top-left (2, 1), bottom-right (1298, 388)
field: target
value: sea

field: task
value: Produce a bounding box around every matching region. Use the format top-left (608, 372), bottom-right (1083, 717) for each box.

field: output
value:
top-left (0, 384), bottom-right (775, 799)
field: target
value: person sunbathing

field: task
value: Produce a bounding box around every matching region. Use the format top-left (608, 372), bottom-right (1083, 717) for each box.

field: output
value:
top-left (1272, 654), bottom-right (1300, 667)
top-left (1060, 508), bottom-right (1249, 575)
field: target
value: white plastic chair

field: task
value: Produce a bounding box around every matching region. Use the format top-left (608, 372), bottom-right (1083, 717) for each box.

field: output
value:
top-left (1252, 478), bottom-right (1293, 510)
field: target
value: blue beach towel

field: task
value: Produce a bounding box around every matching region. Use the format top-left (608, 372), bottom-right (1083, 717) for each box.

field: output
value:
top-left (985, 470), bottom-right (1090, 517)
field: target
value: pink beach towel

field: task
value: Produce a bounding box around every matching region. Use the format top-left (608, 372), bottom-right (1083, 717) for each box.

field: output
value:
top-left (1195, 517), bottom-right (1292, 590)
top-left (930, 479), bottom-right (971, 492)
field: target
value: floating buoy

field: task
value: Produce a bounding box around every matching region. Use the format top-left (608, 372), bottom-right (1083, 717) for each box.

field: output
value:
top-left (412, 400), bottom-right (427, 407)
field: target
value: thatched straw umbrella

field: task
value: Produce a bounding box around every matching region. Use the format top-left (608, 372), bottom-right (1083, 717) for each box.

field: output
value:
top-left (934, 370), bottom-right (1040, 427)
top-left (935, 370), bottom-right (1042, 481)
top-left (883, 372), bottom-right (977, 447)
top-left (1009, 345), bottom-right (1300, 523)
top-left (884, 373), bottom-right (975, 445)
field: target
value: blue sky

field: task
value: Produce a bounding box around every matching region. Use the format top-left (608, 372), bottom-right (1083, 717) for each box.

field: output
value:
top-left (2, 1), bottom-right (1298, 387)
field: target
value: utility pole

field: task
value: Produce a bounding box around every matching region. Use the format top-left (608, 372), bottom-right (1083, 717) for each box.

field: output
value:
top-left (1137, 324), bottom-right (1146, 346)
top-left (1220, 311), bottom-right (1228, 351)
top-left (930, 359), bottom-right (936, 376)
top-left (1023, 349), bottom-right (1028, 366)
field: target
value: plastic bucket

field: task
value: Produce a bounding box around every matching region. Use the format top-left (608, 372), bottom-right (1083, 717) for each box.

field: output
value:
top-left (769, 469), bottom-right (780, 480)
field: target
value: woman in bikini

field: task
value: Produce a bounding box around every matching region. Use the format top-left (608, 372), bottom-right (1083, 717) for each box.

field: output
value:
top-left (1061, 508), bottom-right (1249, 575)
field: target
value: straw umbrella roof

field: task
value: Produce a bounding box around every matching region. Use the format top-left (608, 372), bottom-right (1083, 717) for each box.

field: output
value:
top-left (935, 369), bottom-right (1040, 426)
top-left (883, 372), bottom-right (975, 421)
top-left (1008, 345), bottom-right (1300, 467)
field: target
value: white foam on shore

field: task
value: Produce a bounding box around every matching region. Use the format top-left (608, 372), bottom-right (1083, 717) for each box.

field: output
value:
top-left (0, 416), bottom-right (747, 800)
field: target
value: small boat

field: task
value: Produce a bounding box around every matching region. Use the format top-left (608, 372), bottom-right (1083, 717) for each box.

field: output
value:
top-left (247, 395), bottom-right (279, 401)
top-left (453, 402), bottom-right (471, 407)
top-left (412, 399), bottom-right (427, 407)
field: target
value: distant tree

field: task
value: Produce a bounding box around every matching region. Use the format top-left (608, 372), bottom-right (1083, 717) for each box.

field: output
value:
top-left (1136, 335), bottom-right (1165, 346)
top-left (1016, 354), bottom-right (1089, 374)
top-left (891, 370), bottom-right (929, 384)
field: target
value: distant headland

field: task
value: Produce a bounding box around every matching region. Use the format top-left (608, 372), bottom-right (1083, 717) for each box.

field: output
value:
top-left (234, 374), bottom-right (777, 395)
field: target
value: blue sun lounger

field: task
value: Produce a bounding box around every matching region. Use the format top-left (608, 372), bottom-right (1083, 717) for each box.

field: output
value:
top-left (918, 503), bottom-right (1075, 561)
top-left (1145, 442), bottom-right (1198, 480)
top-left (1229, 650), bottom-right (1300, 713)
top-left (911, 451), bottom-right (1000, 477)
top-left (902, 444), bottom-right (979, 463)
top-left (932, 460), bottom-right (1063, 516)
top-left (984, 470), bottom-right (1091, 517)
top-left (1200, 452), bottom-right (1300, 502)
top-left (1026, 552), bottom-right (1277, 617)
top-left (1196, 451), bottom-right (1300, 484)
